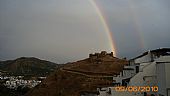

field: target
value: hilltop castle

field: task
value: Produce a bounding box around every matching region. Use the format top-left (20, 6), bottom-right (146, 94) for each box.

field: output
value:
top-left (89, 51), bottom-right (114, 63)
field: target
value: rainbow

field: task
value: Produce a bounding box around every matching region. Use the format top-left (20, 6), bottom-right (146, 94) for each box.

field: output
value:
top-left (127, 0), bottom-right (145, 49)
top-left (89, 0), bottom-right (117, 56)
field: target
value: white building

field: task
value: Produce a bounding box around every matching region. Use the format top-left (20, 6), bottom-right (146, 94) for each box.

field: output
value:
top-left (98, 48), bottom-right (170, 96)
top-left (4, 76), bottom-right (42, 89)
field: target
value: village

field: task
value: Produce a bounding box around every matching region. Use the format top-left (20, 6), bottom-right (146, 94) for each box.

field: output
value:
top-left (0, 74), bottom-right (45, 89)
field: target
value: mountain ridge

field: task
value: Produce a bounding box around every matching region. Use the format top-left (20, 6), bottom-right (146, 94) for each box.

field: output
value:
top-left (0, 57), bottom-right (60, 76)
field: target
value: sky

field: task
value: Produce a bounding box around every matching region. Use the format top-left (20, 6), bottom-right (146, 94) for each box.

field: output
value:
top-left (0, 0), bottom-right (170, 63)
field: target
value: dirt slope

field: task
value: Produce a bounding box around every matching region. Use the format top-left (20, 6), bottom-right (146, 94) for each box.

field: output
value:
top-left (26, 52), bottom-right (128, 96)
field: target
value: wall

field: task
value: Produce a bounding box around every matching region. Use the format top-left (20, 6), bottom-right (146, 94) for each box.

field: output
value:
top-left (165, 63), bottom-right (170, 89)
top-left (129, 62), bottom-right (157, 95)
top-left (155, 56), bottom-right (170, 96)
top-left (135, 53), bottom-right (152, 64)
top-left (156, 62), bottom-right (166, 96)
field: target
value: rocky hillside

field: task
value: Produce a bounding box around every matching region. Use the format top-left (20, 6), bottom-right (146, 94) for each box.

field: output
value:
top-left (26, 51), bottom-right (128, 96)
top-left (0, 57), bottom-right (60, 76)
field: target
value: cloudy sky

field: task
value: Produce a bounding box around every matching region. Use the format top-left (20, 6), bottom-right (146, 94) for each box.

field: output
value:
top-left (0, 0), bottom-right (170, 63)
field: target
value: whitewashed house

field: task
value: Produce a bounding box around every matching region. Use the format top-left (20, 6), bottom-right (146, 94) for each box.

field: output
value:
top-left (97, 48), bottom-right (170, 96)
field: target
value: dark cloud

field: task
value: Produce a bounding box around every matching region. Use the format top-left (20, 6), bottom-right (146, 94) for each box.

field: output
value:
top-left (0, 0), bottom-right (113, 63)
top-left (0, 0), bottom-right (170, 62)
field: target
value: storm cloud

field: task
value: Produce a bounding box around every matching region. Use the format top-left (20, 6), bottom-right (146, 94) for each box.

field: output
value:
top-left (0, 0), bottom-right (170, 63)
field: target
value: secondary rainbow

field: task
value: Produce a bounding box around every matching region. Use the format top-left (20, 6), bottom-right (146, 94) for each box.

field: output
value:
top-left (89, 0), bottom-right (117, 56)
top-left (127, 0), bottom-right (145, 49)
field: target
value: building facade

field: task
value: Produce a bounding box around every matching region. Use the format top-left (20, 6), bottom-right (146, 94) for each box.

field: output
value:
top-left (97, 48), bottom-right (170, 96)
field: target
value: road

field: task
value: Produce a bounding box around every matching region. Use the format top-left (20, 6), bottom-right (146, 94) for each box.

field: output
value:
top-left (61, 68), bottom-right (114, 78)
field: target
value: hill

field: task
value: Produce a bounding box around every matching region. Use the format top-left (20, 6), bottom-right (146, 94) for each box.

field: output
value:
top-left (0, 57), bottom-right (60, 76)
top-left (26, 51), bottom-right (128, 96)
